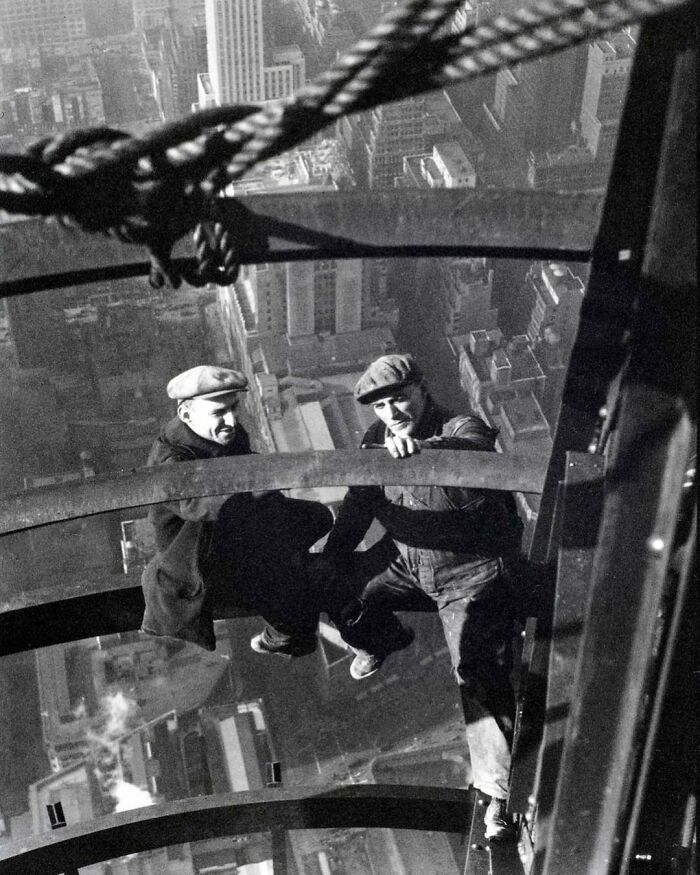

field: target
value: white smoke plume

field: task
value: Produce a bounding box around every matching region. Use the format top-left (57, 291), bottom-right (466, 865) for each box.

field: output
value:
top-left (111, 780), bottom-right (156, 813)
top-left (102, 691), bottom-right (137, 738)
top-left (88, 691), bottom-right (155, 811)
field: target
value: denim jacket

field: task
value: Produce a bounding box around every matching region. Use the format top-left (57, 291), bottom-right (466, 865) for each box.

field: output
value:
top-left (324, 400), bottom-right (523, 558)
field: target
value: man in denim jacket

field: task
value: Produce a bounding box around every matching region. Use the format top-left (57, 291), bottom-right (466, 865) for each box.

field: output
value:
top-left (322, 353), bottom-right (523, 842)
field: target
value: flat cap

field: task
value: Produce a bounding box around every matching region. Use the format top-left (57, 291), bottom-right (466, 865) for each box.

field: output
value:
top-left (167, 365), bottom-right (248, 401)
top-left (354, 353), bottom-right (423, 404)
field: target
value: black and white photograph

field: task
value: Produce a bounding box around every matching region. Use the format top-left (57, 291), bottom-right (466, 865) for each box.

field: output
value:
top-left (0, 0), bottom-right (695, 872)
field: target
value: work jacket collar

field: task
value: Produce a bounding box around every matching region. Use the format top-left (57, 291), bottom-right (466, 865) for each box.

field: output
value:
top-left (412, 396), bottom-right (450, 439)
top-left (161, 415), bottom-right (250, 459)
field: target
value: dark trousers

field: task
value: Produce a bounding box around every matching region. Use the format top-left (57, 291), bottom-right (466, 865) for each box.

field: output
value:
top-left (348, 542), bottom-right (516, 798)
top-left (204, 493), bottom-right (333, 652)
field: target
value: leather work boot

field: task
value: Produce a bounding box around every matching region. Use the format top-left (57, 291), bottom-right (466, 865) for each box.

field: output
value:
top-left (349, 626), bottom-right (415, 680)
top-left (483, 797), bottom-right (517, 843)
top-left (250, 632), bottom-right (317, 659)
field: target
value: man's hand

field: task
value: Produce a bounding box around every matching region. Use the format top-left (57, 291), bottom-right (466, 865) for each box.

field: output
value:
top-left (360, 439), bottom-right (426, 457)
top-left (383, 434), bottom-right (421, 458)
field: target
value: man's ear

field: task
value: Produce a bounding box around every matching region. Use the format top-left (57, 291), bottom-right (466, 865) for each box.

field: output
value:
top-left (177, 402), bottom-right (190, 424)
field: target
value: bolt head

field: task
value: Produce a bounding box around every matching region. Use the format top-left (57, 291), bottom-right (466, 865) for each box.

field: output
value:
top-left (647, 536), bottom-right (665, 553)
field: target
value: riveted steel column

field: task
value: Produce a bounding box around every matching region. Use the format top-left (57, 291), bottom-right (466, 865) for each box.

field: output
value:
top-left (527, 453), bottom-right (605, 869)
top-left (513, 9), bottom-right (695, 851)
top-left (542, 15), bottom-right (696, 873)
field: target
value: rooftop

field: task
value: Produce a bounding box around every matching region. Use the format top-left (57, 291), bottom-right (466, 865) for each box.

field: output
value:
top-left (529, 144), bottom-right (595, 169)
top-left (538, 262), bottom-right (585, 304)
top-left (432, 141), bottom-right (475, 183)
top-left (252, 325), bottom-right (396, 377)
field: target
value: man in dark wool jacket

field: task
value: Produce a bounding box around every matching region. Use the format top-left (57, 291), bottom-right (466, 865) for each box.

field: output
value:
top-left (141, 364), bottom-right (411, 664)
top-left (320, 353), bottom-right (524, 842)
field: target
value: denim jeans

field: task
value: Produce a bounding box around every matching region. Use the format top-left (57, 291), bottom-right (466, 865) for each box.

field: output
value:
top-left (358, 544), bottom-right (515, 799)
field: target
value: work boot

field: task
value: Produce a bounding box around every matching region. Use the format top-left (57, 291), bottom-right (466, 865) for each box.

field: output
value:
top-left (349, 626), bottom-right (415, 680)
top-left (250, 631), bottom-right (317, 659)
top-left (483, 796), bottom-right (517, 843)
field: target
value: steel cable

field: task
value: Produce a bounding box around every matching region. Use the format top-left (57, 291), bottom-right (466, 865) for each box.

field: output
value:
top-left (0, 0), bottom-right (689, 286)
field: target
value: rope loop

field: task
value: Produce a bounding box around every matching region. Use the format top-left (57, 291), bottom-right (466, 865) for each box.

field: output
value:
top-left (0, 0), bottom-right (690, 287)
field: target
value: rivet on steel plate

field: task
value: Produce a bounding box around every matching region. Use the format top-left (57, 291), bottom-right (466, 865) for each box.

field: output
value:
top-left (646, 536), bottom-right (665, 554)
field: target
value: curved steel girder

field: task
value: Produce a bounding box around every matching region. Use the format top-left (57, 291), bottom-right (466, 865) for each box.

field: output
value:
top-left (0, 188), bottom-right (600, 296)
top-left (0, 784), bottom-right (472, 874)
top-left (0, 449), bottom-right (548, 536)
top-left (0, 570), bottom-right (253, 656)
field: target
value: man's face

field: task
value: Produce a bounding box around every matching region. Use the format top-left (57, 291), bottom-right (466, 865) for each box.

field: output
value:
top-left (371, 383), bottom-right (427, 437)
top-left (179, 393), bottom-right (242, 445)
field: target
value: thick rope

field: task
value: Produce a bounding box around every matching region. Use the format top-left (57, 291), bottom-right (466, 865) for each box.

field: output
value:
top-left (0, 0), bottom-right (689, 287)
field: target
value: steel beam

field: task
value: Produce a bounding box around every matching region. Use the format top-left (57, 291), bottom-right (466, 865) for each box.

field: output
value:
top-left (542, 17), bottom-right (696, 873)
top-left (542, 390), bottom-right (693, 875)
top-left (0, 784), bottom-right (471, 874)
top-left (528, 453), bottom-right (604, 869)
top-left (0, 450), bottom-right (546, 656)
top-left (0, 449), bottom-right (548, 536)
top-left (621, 510), bottom-right (697, 874)
top-left (527, 9), bottom-right (690, 564)
top-left (517, 14), bottom-right (695, 865)
top-left (0, 570), bottom-right (258, 656)
top-left (0, 189), bottom-right (600, 297)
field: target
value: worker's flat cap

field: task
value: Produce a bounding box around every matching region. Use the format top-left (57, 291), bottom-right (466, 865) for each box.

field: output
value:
top-left (167, 365), bottom-right (248, 400)
top-left (354, 353), bottom-right (423, 404)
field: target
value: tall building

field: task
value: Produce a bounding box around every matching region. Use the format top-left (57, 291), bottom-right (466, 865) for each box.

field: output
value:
top-left (204, 0), bottom-right (305, 105)
top-left (344, 92), bottom-right (464, 189)
top-left (0, 0), bottom-right (87, 47)
top-left (205, 0), bottom-right (266, 104)
top-left (132, 0), bottom-right (173, 30)
top-left (487, 48), bottom-right (585, 155)
top-left (435, 257), bottom-right (498, 336)
top-left (235, 259), bottom-right (363, 338)
top-left (264, 45), bottom-right (306, 100)
top-left (525, 261), bottom-right (585, 349)
top-left (169, 0), bottom-right (210, 113)
top-left (526, 33), bottom-right (634, 191)
top-left (579, 33), bottom-right (635, 166)
top-left (288, 260), bottom-right (363, 336)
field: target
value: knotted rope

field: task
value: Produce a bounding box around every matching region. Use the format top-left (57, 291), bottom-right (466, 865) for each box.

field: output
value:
top-left (0, 0), bottom-right (688, 287)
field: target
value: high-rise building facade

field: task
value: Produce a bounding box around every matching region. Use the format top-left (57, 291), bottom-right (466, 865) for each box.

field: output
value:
top-left (235, 260), bottom-right (363, 338)
top-left (0, 0), bottom-right (87, 47)
top-left (204, 0), bottom-right (305, 105)
top-left (287, 259), bottom-right (363, 337)
top-left (525, 261), bottom-right (585, 349)
top-left (579, 33), bottom-right (635, 165)
top-left (205, 0), bottom-right (265, 104)
top-left (488, 49), bottom-right (585, 155)
top-left (132, 0), bottom-right (173, 30)
top-left (264, 46), bottom-right (306, 100)
top-left (436, 257), bottom-right (498, 336)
